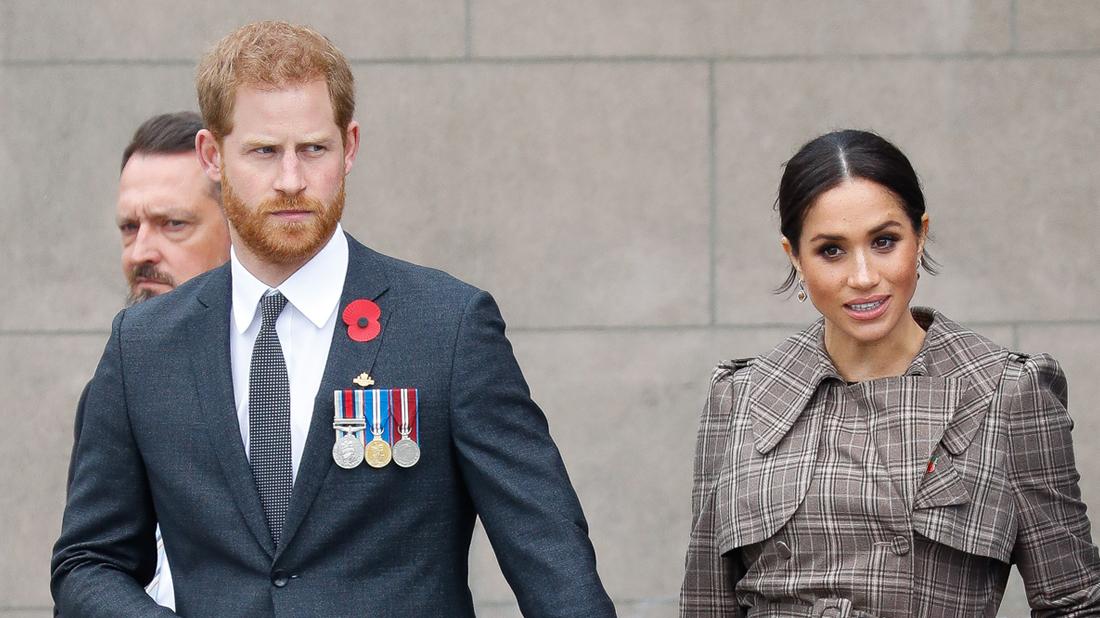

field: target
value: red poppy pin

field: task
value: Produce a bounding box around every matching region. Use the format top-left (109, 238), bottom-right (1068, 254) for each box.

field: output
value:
top-left (926, 455), bottom-right (938, 474)
top-left (342, 299), bottom-right (382, 343)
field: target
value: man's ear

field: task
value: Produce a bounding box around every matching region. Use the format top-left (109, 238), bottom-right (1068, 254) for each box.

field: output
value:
top-left (781, 236), bottom-right (802, 277)
top-left (342, 120), bottom-right (361, 176)
top-left (195, 129), bottom-right (223, 183)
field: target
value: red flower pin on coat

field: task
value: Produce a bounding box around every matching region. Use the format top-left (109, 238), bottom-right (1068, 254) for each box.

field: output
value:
top-left (342, 299), bottom-right (382, 342)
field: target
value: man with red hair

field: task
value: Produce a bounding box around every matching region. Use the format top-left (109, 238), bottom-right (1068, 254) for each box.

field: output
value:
top-left (54, 21), bottom-right (613, 616)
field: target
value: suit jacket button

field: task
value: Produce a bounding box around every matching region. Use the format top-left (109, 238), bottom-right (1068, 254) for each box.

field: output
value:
top-left (272, 569), bottom-right (290, 587)
top-left (775, 540), bottom-right (793, 560)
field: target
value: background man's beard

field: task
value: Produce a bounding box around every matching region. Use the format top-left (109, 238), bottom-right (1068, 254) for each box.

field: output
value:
top-left (221, 173), bottom-right (344, 265)
top-left (126, 262), bottom-right (175, 306)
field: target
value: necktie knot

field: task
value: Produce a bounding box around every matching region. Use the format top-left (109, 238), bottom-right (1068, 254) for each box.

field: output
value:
top-left (260, 291), bottom-right (288, 329)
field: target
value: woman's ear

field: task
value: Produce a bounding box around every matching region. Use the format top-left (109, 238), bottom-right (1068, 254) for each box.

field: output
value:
top-left (781, 236), bottom-right (802, 276)
top-left (918, 213), bottom-right (930, 258)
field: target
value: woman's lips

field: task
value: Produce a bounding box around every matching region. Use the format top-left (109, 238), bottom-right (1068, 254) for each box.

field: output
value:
top-left (843, 295), bottom-right (890, 321)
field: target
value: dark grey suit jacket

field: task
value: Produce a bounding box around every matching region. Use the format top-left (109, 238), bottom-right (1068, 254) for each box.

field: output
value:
top-left (53, 234), bottom-right (615, 617)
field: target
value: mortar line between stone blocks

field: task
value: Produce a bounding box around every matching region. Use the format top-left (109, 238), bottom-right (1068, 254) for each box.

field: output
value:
top-left (1010, 0), bottom-right (1020, 52)
top-left (707, 60), bottom-right (718, 326)
top-left (5, 49), bottom-right (1100, 69)
top-left (1, 2), bottom-right (11, 60)
top-left (464, 0), bottom-right (473, 59)
top-left (0, 329), bottom-right (109, 337)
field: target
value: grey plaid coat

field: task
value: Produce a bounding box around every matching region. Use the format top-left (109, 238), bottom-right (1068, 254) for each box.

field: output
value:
top-left (681, 308), bottom-right (1100, 617)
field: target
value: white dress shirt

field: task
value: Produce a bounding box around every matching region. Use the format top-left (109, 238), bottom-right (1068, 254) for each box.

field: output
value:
top-left (229, 224), bottom-right (349, 481)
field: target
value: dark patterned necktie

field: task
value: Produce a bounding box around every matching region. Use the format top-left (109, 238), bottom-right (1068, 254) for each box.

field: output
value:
top-left (249, 291), bottom-right (292, 546)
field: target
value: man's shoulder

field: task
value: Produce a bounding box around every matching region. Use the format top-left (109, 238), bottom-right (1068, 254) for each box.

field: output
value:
top-left (348, 236), bottom-right (482, 307)
top-left (115, 264), bottom-right (227, 338)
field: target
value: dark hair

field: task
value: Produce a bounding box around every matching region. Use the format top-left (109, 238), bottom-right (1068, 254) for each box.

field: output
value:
top-left (774, 129), bottom-right (938, 293)
top-left (120, 111), bottom-right (204, 172)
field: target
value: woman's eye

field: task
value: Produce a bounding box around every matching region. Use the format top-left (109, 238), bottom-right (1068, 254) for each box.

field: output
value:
top-left (819, 245), bottom-right (842, 258)
top-left (872, 236), bottom-right (897, 250)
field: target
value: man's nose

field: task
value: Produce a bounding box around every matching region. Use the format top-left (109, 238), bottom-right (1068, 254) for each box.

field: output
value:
top-left (273, 153), bottom-right (306, 195)
top-left (126, 225), bottom-right (162, 267)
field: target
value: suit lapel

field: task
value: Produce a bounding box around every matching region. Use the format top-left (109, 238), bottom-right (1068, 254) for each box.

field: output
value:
top-left (189, 266), bottom-right (276, 557)
top-left (277, 236), bottom-right (391, 558)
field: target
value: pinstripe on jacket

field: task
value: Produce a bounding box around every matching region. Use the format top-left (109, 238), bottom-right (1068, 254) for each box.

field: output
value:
top-left (681, 307), bottom-right (1100, 617)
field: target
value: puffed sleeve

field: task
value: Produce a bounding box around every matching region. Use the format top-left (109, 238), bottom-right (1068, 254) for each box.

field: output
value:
top-left (680, 365), bottom-right (746, 617)
top-left (1008, 354), bottom-right (1100, 614)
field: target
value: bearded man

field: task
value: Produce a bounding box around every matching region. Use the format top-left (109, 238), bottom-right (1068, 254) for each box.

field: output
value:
top-left (52, 21), bottom-right (614, 617)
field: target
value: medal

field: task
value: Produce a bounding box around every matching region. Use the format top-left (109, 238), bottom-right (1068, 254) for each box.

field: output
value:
top-left (332, 390), bottom-right (366, 469)
top-left (365, 389), bottom-right (392, 468)
top-left (391, 388), bottom-right (420, 468)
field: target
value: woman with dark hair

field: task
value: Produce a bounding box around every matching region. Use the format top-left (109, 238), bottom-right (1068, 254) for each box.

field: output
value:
top-left (680, 129), bottom-right (1100, 617)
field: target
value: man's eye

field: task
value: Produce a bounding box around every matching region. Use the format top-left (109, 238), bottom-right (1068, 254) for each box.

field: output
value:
top-left (254, 146), bottom-right (275, 155)
top-left (166, 220), bottom-right (188, 230)
top-left (119, 223), bottom-right (137, 234)
top-left (304, 144), bottom-right (325, 153)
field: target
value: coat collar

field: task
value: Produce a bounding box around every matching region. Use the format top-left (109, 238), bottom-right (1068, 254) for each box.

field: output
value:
top-left (746, 307), bottom-right (994, 454)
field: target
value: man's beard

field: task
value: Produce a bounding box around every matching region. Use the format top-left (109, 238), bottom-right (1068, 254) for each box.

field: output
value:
top-left (126, 263), bottom-right (175, 306)
top-left (221, 170), bottom-right (344, 265)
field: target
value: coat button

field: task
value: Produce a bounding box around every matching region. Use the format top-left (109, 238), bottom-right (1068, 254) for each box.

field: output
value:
top-left (271, 569), bottom-right (289, 587)
top-left (892, 535), bottom-right (911, 556)
top-left (775, 540), bottom-right (793, 560)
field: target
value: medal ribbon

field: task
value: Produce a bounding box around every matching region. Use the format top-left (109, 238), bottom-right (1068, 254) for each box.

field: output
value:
top-left (369, 389), bottom-right (393, 444)
top-left (390, 388), bottom-right (419, 443)
top-left (333, 389), bottom-right (366, 444)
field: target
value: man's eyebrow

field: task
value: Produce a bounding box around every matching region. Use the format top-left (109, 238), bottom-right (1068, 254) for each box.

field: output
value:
top-left (117, 208), bottom-right (195, 224)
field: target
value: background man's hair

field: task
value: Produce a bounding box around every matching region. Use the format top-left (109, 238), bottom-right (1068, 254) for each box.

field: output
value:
top-left (120, 111), bottom-right (205, 172)
top-left (195, 20), bottom-right (355, 142)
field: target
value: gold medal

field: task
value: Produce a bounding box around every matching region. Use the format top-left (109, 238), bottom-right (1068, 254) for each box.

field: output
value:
top-left (365, 437), bottom-right (392, 468)
top-left (364, 389), bottom-right (391, 468)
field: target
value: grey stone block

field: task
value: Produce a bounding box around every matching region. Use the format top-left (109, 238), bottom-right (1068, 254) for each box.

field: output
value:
top-left (467, 326), bottom-right (794, 603)
top-left (0, 66), bottom-right (197, 331)
top-left (715, 58), bottom-right (1100, 325)
top-left (1017, 0), bottom-right (1100, 52)
top-left (999, 568), bottom-right (1028, 616)
top-left (471, 0), bottom-right (1011, 58)
top-left (2, 0), bottom-right (464, 62)
top-left (0, 334), bottom-right (105, 607)
top-left (347, 63), bottom-right (710, 328)
top-left (1017, 324), bottom-right (1100, 512)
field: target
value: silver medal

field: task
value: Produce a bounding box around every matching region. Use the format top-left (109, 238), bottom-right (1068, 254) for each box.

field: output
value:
top-left (392, 437), bottom-right (420, 467)
top-left (332, 432), bottom-right (364, 469)
top-left (392, 389), bottom-right (420, 468)
top-left (333, 390), bottom-right (366, 469)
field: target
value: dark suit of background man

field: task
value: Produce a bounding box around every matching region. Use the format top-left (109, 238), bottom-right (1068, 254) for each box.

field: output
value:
top-left (66, 111), bottom-right (233, 611)
top-left (52, 20), bottom-right (615, 617)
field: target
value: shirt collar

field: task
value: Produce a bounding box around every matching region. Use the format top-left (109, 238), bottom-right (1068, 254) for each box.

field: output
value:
top-left (231, 224), bottom-right (349, 334)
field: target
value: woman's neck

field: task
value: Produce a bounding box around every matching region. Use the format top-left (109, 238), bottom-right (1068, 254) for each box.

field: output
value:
top-left (824, 312), bottom-right (928, 382)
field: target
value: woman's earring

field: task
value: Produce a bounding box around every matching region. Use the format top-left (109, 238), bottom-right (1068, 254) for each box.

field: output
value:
top-left (797, 279), bottom-right (808, 303)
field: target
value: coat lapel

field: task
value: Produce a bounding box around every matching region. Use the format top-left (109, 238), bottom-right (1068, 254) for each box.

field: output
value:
top-left (277, 236), bottom-right (391, 558)
top-left (189, 266), bottom-right (276, 557)
top-left (717, 322), bottom-right (836, 551)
